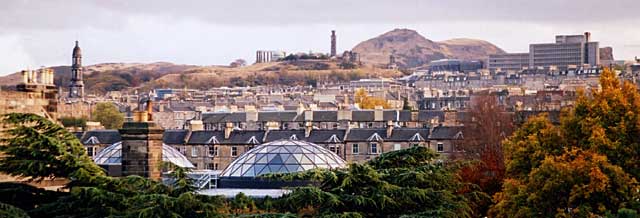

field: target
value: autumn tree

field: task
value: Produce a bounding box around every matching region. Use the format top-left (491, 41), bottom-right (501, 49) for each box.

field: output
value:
top-left (91, 102), bottom-right (124, 129)
top-left (354, 88), bottom-right (391, 109)
top-left (457, 93), bottom-right (514, 201)
top-left (491, 68), bottom-right (640, 217)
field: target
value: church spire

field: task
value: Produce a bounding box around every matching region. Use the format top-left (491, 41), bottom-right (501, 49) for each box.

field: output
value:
top-left (69, 40), bottom-right (84, 99)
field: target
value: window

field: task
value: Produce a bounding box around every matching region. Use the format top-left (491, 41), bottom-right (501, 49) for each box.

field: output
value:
top-left (231, 146), bottom-right (238, 157)
top-left (437, 142), bottom-right (444, 152)
top-left (352, 144), bottom-right (359, 154)
top-left (214, 147), bottom-right (218, 156)
top-left (207, 163), bottom-right (215, 170)
top-left (394, 144), bottom-right (401, 151)
top-left (329, 145), bottom-right (340, 156)
top-left (208, 146), bottom-right (215, 157)
top-left (370, 143), bottom-right (378, 154)
top-left (86, 146), bottom-right (95, 157)
top-left (193, 163), bottom-right (198, 169)
top-left (191, 147), bottom-right (198, 157)
top-left (214, 163), bottom-right (219, 170)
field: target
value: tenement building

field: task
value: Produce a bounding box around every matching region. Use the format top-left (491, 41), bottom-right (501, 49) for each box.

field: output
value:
top-left (77, 124), bottom-right (464, 171)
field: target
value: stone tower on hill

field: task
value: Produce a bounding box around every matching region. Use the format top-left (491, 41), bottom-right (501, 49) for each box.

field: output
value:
top-left (331, 30), bottom-right (337, 57)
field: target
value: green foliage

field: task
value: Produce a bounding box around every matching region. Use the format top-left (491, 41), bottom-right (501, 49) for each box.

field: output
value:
top-left (0, 202), bottom-right (30, 218)
top-left (165, 162), bottom-right (197, 196)
top-left (0, 113), bottom-right (104, 182)
top-left (272, 147), bottom-right (488, 217)
top-left (230, 192), bottom-right (258, 214)
top-left (58, 116), bottom-right (86, 129)
top-left (91, 102), bottom-right (124, 129)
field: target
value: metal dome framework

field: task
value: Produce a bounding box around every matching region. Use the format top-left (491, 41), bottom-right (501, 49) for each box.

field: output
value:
top-left (93, 142), bottom-right (195, 168)
top-left (220, 139), bottom-right (346, 178)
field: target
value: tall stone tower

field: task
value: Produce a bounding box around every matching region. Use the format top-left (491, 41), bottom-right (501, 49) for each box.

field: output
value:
top-left (119, 99), bottom-right (164, 181)
top-left (69, 41), bottom-right (84, 99)
top-left (330, 30), bottom-right (337, 57)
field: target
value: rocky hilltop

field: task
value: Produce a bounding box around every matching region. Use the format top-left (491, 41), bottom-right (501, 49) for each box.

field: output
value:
top-left (351, 29), bottom-right (505, 68)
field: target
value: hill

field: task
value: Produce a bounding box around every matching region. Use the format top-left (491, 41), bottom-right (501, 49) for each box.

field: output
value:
top-left (0, 61), bottom-right (402, 95)
top-left (351, 28), bottom-right (505, 68)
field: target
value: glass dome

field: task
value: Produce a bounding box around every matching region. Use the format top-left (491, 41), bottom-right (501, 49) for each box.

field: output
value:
top-left (220, 139), bottom-right (346, 178)
top-left (93, 142), bottom-right (195, 168)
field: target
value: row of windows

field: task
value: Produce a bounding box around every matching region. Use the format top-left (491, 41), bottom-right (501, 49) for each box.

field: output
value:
top-left (85, 142), bottom-right (447, 160)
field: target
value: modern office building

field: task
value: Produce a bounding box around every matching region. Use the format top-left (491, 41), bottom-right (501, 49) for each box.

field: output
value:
top-left (488, 32), bottom-right (601, 72)
top-left (529, 32), bottom-right (599, 68)
top-left (428, 59), bottom-right (484, 72)
top-left (487, 53), bottom-right (530, 72)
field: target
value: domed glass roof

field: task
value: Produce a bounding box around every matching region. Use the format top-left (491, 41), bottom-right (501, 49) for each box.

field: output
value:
top-left (93, 142), bottom-right (195, 168)
top-left (220, 139), bottom-right (346, 178)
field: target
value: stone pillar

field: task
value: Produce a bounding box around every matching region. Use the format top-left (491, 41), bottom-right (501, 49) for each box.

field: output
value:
top-left (119, 122), bottom-right (164, 181)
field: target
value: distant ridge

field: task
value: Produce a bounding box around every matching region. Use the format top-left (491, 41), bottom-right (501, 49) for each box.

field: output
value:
top-left (351, 28), bottom-right (505, 68)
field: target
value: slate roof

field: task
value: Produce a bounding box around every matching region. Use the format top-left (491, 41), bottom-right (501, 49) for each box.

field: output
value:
top-left (419, 111), bottom-right (445, 122)
top-left (73, 132), bottom-right (84, 140)
top-left (226, 130), bottom-right (266, 145)
top-left (187, 131), bottom-right (225, 145)
top-left (429, 126), bottom-right (464, 140)
top-left (307, 130), bottom-right (347, 144)
top-left (258, 111), bottom-right (298, 122)
top-left (312, 111), bottom-right (338, 122)
top-left (202, 112), bottom-right (230, 123)
top-left (345, 128), bottom-right (387, 141)
top-left (387, 128), bottom-right (430, 142)
top-left (383, 110), bottom-right (397, 121)
top-left (80, 130), bottom-right (122, 145)
top-left (398, 110), bottom-right (414, 122)
top-left (222, 112), bottom-right (246, 122)
top-left (352, 111), bottom-right (375, 122)
top-left (163, 129), bottom-right (189, 145)
top-left (264, 130), bottom-right (306, 142)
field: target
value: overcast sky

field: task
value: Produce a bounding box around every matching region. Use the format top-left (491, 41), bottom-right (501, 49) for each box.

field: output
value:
top-left (1, 0), bottom-right (639, 75)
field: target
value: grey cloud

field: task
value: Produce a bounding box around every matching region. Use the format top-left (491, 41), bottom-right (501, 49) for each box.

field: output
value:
top-left (2, 0), bottom-right (639, 32)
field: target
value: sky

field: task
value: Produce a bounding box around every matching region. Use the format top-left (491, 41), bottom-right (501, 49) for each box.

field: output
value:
top-left (1, 0), bottom-right (639, 75)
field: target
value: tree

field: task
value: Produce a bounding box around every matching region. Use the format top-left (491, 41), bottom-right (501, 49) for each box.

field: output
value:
top-left (354, 88), bottom-right (391, 109)
top-left (230, 59), bottom-right (247, 68)
top-left (491, 69), bottom-right (640, 217)
top-left (59, 116), bottom-right (87, 129)
top-left (268, 147), bottom-right (490, 217)
top-left (0, 113), bottom-right (104, 182)
top-left (91, 102), bottom-right (124, 129)
top-left (401, 97), bottom-right (412, 110)
top-left (458, 93), bottom-right (514, 197)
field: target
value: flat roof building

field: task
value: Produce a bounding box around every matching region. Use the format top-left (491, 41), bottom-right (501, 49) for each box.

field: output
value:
top-left (488, 53), bottom-right (530, 72)
top-left (488, 32), bottom-right (601, 72)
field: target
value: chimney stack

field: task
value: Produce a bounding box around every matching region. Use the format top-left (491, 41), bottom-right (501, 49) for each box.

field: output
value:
top-left (305, 121), bottom-right (313, 138)
top-left (386, 120), bottom-right (394, 138)
top-left (584, 32), bottom-right (591, 42)
top-left (224, 122), bottom-right (233, 139)
top-left (146, 98), bottom-right (153, 121)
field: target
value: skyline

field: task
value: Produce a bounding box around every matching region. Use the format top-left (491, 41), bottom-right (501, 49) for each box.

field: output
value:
top-left (1, 0), bottom-right (639, 75)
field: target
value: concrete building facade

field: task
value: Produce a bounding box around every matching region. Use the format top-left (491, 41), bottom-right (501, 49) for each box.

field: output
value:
top-left (488, 32), bottom-right (601, 72)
